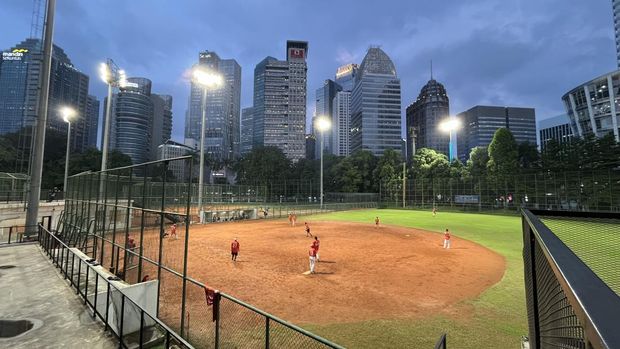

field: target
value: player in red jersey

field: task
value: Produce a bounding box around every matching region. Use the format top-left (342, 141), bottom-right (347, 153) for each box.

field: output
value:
top-left (308, 245), bottom-right (317, 273)
top-left (170, 223), bottom-right (178, 240)
top-left (312, 236), bottom-right (320, 262)
top-left (231, 238), bottom-right (240, 261)
top-left (443, 229), bottom-right (451, 249)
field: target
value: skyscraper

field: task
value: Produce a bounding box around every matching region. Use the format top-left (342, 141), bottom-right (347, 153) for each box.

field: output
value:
top-left (538, 114), bottom-right (573, 151)
top-left (0, 38), bottom-right (93, 171)
top-left (314, 79), bottom-right (341, 156)
top-left (456, 105), bottom-right (536, 161)
top-left (332, 91), bottom-right (352, 156)
top-left (185, 51), bottom-right (241, 161)
top-left (614, 0), bottom-right (620, 68)
top-left (406, 78), bottom-right (450, 160)
top-left (561, 70), bottom-right (620, 142)
top-left (106, 77), bottom-right (153, 165)
top-left (350, 47), bottom-right (402, 156)
top-left (335, 63), bottom-right (358, 91)
top-left (331, 64), bottom-right (358, 157)
top-left (252, 41), bottom-right (308, 162)
top-left (85, 95), bottom-right (100, 149)
top-left (241, 107), bottom-right (254, 155)
top-left (151, 94), bottom-right (173, 160)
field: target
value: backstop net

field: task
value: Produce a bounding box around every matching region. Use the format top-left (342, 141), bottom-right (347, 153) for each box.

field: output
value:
top-left (58, 156), bottom-right (356, 349)
top-left (521, 209), bottom-right (620, 349)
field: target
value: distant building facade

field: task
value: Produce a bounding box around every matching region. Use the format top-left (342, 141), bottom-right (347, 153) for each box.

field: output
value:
top-left (561, 70), bottom-right (620, 142)
top-left (406, 78), bottom-right (450, 160)
top-left (151, 94), bottom-right (173, 160)
top-left (85, 95), bottom-right (100, 150)
top-left (158, 140), bottom-right (194, 181)
top-left (457, 105), bottom-right (536, 161)
top-left (331, 63), bottom-right (358, 157)
top-left (0, 38), bottom-right (94, 172)
top-left (614, 0), bottom-right (620, 68)
top-left (350, 47), bottom-right (402, 156)
top-left (314, 79), bottom-right (341, 156)
top-left (538, 114), bottom-right (573, 151)
top-left (185, 51), bottom-right (241, 161)
top-left (241, 107), bottom-right (254, 155)
top-left (332, 91), bottom-right (351, 156)
top-left (305, 134), bottom-right (316, 160)
top-left (108, 77), bottom-right (153, 165)
top-left (253, 41), bottom-right (308, 162)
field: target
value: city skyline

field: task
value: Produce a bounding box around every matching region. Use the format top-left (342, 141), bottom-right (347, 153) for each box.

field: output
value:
top-left (2, 0), bottom-right (615, 145)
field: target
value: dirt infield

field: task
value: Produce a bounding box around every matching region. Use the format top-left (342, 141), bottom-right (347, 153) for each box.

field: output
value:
top-left (181, 219), bottom-right (505, 325)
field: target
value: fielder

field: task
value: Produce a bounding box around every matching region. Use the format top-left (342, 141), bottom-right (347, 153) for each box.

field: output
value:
top-left (443, 228), bottom-right (451, 249)
top-left (231, 238), bottom-right (240, 261)
top-left (312, 236), bottom-right (320, 262)
top-left (432, 207), bottom-right (437, 217)
top-left (291, 212), bottom-right (297, 226)
top-left (308, 244), bottom-right (317, 274)
top-left (305, 222), bottom-right (313, 237)
top-left (172, 223), bottom-right (178, 239)
top-left (375, 216), bottom-right (380, 228)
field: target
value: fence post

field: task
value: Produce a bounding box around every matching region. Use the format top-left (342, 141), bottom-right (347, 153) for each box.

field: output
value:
top-left (265, 317), bottom-right (270, 349)
top-left (215, 292), bottom-right (221, 349)
top-left (523, 214), bottom-right (540, 349)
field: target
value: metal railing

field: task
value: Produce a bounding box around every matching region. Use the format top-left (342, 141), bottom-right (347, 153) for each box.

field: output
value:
top-left (522, 209), bottom-right (620, 349)
top-left (0, 216), bottom-right (52, 245)
top-left (434, 333), bottom-right (447, 349)
top-left (38, 225), bottom-right (194, 349)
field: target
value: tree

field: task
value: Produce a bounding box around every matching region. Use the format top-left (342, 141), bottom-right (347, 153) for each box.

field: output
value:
top-left (374, 149), bottom-right (404, 201)
top-left (350, 150), bottom-right (378, 192)
top-left (330, 158), bottom-right (362, 192)
top-left (517, 142), bottom-right (540, 169)
top-left (235, 147), bottom-right (291, 185)
top-left (411, 148), bottom-right (450, 179)
top-left (466, 146), bottom-right (489, 178)
top-left (487, 128), bottom-right (518, 183)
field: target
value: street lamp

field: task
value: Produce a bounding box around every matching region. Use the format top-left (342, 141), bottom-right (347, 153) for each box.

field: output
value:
top-left (192, 66), bottom-right (223, 223)
top-left (316, 116), bottom-right (331, 210)
top-left (99, 59), bottom-right (126, 174)
top-left (439, 117), bottom-right (461, 161)
top-left (61, 106), bottom-right (77, 195)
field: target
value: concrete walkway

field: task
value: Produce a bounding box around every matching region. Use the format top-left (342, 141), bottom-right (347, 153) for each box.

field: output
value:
top-left (0, 244), bottom-right (116, 348)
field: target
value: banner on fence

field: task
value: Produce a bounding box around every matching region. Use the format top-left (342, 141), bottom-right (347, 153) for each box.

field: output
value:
top-left (454, 195), bottom-right (480, 204)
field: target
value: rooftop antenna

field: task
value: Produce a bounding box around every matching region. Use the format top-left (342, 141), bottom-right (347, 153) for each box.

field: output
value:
top-left (430, 60), bottom-right (433, 80)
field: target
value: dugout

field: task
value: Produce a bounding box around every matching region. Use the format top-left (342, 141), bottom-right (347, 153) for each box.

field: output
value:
top-left (202, 208), bottom-right (258, 223)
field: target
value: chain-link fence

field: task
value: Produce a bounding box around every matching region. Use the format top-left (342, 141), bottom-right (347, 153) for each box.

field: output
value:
top-left (539, 213), bottom-right (620, 296)
top-left (380, 169), bottom-right (620, 212)
top-left (522, 209), bottom-right (620, 349)
top-left (58, 156), bottom-right (345, 349)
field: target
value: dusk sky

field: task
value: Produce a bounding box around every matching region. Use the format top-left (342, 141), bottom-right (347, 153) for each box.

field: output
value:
top-left (2, 0), bottom-right (616, 143)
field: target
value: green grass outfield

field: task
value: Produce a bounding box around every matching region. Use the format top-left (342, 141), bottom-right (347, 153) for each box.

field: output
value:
top-left (304, 209), bottom-right (526, 349)
top-left (542, 218), bottom-right (620, 296)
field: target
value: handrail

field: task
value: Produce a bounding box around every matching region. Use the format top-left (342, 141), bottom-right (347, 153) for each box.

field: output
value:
top-left (218, 291), bottom-right (346, 349)
top-left (38, 225), bottom-right (194, 349)
top-left (68, 155), bottom-right (193, 176)
top-left (522, 209), bottom-right (620, 349)
top-left (434, 333), bottom-right (447, 349)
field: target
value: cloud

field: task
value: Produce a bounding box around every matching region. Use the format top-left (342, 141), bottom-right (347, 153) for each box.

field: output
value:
top-left (2, 0), bottom-right (617, 142)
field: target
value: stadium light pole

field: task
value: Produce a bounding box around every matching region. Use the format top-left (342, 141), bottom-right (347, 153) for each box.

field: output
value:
top-left (316, 116), bottom-right (331, 210)
top-left (25, 0), bottom-right (56, 235)
top-left (99, 60), bottom-right (126, 174)
top-left (192, 66), bottom-right (223, 223)
top-left (61, 106), bottom-right (77, 194)
top-left (99, 60), bottom-right (126, 197)
top-left (439, 116), bottom-right (461, 162)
